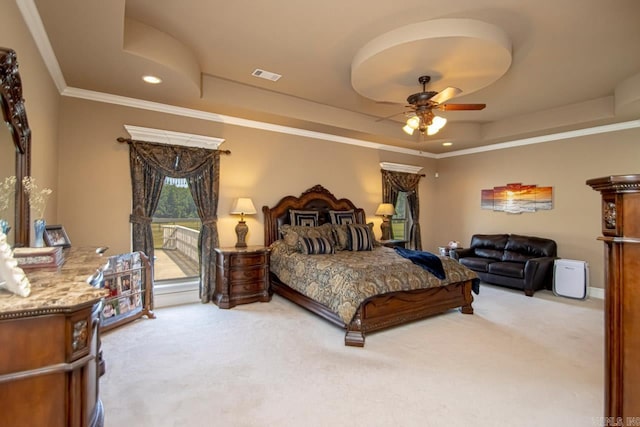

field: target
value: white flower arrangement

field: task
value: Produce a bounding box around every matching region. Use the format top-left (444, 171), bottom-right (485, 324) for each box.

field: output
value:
top-left (0, 176), bottom-right (17, 216)
top-left (22, 176), bottom-right (52, 219)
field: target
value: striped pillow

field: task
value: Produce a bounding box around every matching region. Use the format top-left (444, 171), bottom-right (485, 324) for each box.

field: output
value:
top-left (329, 209), bottom-right (356, 225)
top-left (346, 224), bottom-right (373, 251)
top-left (289, 210), bottom-right (319, 226)
top-left (299, 237), bottom-right (335, 255)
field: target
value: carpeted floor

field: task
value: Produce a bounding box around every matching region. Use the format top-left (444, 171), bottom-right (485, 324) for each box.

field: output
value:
top-left (100, 284), bottom-right (604, 427)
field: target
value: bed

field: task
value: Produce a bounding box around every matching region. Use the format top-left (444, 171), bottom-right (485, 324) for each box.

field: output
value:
top-left (263, 185), bottom-right (478, 347)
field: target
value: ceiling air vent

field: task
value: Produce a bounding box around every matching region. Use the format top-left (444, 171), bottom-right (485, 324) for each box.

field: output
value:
top-left (252, 68), bottom-right (281, 82)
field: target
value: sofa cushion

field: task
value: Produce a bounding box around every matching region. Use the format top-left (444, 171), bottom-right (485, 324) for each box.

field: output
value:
top-left (459, 257), bottom-right (494, 272)
top-left (470, 234), bottom-right (508, 260)
top-left (475, 248), bottom-right (504, 260)
top-left (503, 234), bottom-right (557, 260)
top-left (488, 261), bottom-right (525, 279)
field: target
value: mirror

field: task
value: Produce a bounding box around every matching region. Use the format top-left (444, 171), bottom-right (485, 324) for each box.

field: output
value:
top-left (0, 47), bottom-right (31, 247)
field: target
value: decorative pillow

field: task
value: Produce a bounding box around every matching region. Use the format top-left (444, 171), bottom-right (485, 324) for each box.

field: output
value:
top-left (366, 222), bottom-right (381, 247)
top-left (299, 237), bottom-right (335, 255)
top-left (279, 226), bottom-right (301, 252)
top-left (289, 210), bottom-right (319, 226)
top-left (346, 224), bottom-right (374, 251)
top-left (329, 209), bottom-right (356, 225)
top-left (280, 224), bottom-right (336, 250)
top-left (331, 224), bottom-right (350, 251)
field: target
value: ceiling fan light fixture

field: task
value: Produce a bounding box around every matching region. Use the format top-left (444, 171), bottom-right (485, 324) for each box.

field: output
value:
top-left (398, 75), bottom-right (486, 139)
top-left (403, 111), bottom-right (447, 136)
top-left (432, 115), bottom-right (447, 128)
top-left (426, 115), bottom-right (447, 135)
top-left (406, 115), bottom-right (420, 129)
top-left (402, 124), bottom-right (415, 135)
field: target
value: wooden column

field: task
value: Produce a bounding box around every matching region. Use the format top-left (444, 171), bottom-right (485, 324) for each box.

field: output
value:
top-left (587, 174), bottom-right (640, 421)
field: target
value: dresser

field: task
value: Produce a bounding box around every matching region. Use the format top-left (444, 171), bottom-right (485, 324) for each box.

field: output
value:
top-left (213, 246), bottom-right (270, 308)
top-left (0, 247), bottom-right (108, 427)
top-left (587, 174), bottom-right (640, 421)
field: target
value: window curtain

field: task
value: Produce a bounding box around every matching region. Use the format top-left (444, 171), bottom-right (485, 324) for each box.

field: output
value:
top-left (381, 169), bottom-right (422, 250)
top-left (128, 140), bottom-right (226, 303)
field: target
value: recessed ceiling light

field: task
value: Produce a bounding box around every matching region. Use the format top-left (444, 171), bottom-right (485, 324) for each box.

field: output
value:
top-left (442, 142), bottom-right (453, 146)
top-left (142, 75), bottom-right (162, 84)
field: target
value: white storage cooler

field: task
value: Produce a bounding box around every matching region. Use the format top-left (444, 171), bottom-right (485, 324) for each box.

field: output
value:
top-left (553, 259), bottom-right (589, 299)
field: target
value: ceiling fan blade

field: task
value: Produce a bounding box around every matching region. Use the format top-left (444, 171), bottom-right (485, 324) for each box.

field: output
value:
top-left (374, 111), bottom-right (405, 122)
top-left (375, 100), bottom-right (403, 105)
top-left (439, 103), bottom-right (486, 111)
top-left (430, 87), bottom-right (462, 104)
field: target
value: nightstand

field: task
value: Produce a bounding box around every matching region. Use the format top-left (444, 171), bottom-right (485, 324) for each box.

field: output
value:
top-left (213, 246), bottom-right (271, 309)
top-left (379, 239), bottom-right (408, 249)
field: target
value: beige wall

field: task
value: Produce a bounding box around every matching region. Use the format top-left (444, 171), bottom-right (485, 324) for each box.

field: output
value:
top-left (56, 97), bottom-right (435, 255)
top-left (55, 97), bottom-right (640, 290)
top-left (1, 1), bottom-right (61, 240)
top-left (431, 129), bottom-right (640, 289)
top-left (5, 0), bottom-right (639, 291)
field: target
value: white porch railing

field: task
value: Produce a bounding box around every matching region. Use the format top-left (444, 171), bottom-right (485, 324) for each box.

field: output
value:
top-left (161, 225), bottom-right (200, 264)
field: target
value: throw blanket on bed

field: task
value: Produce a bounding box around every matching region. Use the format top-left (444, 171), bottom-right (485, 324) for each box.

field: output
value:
top-left (393, 247), bottom-right (446, 280)
top-left (394, 247), bottom-right (480, 294)
top-left (269, 242), bottom-right (479, 324)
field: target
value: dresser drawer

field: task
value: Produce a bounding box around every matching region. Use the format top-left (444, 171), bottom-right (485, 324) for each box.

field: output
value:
top-left (231, 281), bottom-right (265, 294)
top-left (229, 266), bottom-right (265, 282)
top-left (230, 253), bottom-right (266, 267)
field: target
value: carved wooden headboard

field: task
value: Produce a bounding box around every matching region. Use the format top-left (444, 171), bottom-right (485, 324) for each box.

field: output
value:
top-left (262, 185), bottom-right (366, 246)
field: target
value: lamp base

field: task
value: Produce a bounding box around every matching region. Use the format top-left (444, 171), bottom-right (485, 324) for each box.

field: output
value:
top-left (380, 218), bottom-right (391, 241)
top-left (235, 220), bottom-right (248, 248)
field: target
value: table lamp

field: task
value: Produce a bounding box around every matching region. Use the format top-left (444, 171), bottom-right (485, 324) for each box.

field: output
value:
top-left (375, 203), bottom-right (396, 240)
top-left (230, 197), bottom-right (257, 248)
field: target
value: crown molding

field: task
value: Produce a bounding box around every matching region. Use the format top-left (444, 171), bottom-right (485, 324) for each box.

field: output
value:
top-left (62, 87), bottom-right (435, 158)
top-left (17, 0), bottom-right (67, 93)
top-left (436, 120), bottom-right (640, 158)
top-left (19, 0), bottom-right (640, 161)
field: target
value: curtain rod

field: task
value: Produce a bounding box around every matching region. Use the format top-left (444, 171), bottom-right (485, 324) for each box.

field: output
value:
top-left (116, 137), bottom-right (231, 154)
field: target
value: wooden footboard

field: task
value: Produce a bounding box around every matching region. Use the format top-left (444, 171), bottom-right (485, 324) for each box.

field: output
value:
top-left (344, 280), bottom-right (474, 346)
top-left (270, 273), bottom-right (474, 347)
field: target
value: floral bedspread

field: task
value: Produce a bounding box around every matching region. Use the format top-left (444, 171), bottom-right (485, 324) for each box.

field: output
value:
top-left (269, 240), bottom-right (478, 324)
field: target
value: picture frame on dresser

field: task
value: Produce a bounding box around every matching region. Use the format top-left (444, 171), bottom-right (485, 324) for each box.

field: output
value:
top-left (44, 224), bottom-right (71, 248)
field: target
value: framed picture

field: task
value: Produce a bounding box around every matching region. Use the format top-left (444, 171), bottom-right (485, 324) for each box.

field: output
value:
top-left (44, 224), bottom-right (71, 248)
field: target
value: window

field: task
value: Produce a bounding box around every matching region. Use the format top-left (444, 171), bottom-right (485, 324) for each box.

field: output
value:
top-left (152, 177), bottom-right (201, 281)
top-left (391, 192), bottom-right (411, 240)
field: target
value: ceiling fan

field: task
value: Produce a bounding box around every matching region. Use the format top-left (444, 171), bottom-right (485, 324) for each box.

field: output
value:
top-left (400, 75), bottom-right (486, 136)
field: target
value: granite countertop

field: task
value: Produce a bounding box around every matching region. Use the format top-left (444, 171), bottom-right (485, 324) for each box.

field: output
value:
top-left (0, 247), bottom-right (109, 318)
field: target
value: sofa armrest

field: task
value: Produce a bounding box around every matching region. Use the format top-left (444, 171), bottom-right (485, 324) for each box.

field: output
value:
top-left (523, 257), bottom-right (557, 292)
top-left (450, 248), bottom-right (473, 261)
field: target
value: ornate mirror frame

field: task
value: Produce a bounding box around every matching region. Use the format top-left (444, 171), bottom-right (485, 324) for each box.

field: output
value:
top-left (0, 47), bottom-right (31, 247)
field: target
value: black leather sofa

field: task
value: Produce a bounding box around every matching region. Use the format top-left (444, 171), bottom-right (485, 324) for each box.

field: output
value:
top-left (450, 234), bottom-right (557, 296)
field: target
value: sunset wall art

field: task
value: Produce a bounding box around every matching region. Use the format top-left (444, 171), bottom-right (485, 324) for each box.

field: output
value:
top-left (481, 183), bottom-right (553, 214)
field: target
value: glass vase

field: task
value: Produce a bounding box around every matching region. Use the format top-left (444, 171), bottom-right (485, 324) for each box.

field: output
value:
top-left (0, 219), bottom-right (10, 236)
top-left (34, 218), bottom-right (46, 248)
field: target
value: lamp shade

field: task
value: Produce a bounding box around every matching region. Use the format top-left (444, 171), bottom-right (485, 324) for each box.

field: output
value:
top-left (402, 124), bottom-right (415, 135)
top-left (230, 198), bottom-right (257, 215)
top-left (375, 203), bottom-right (396, 216)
